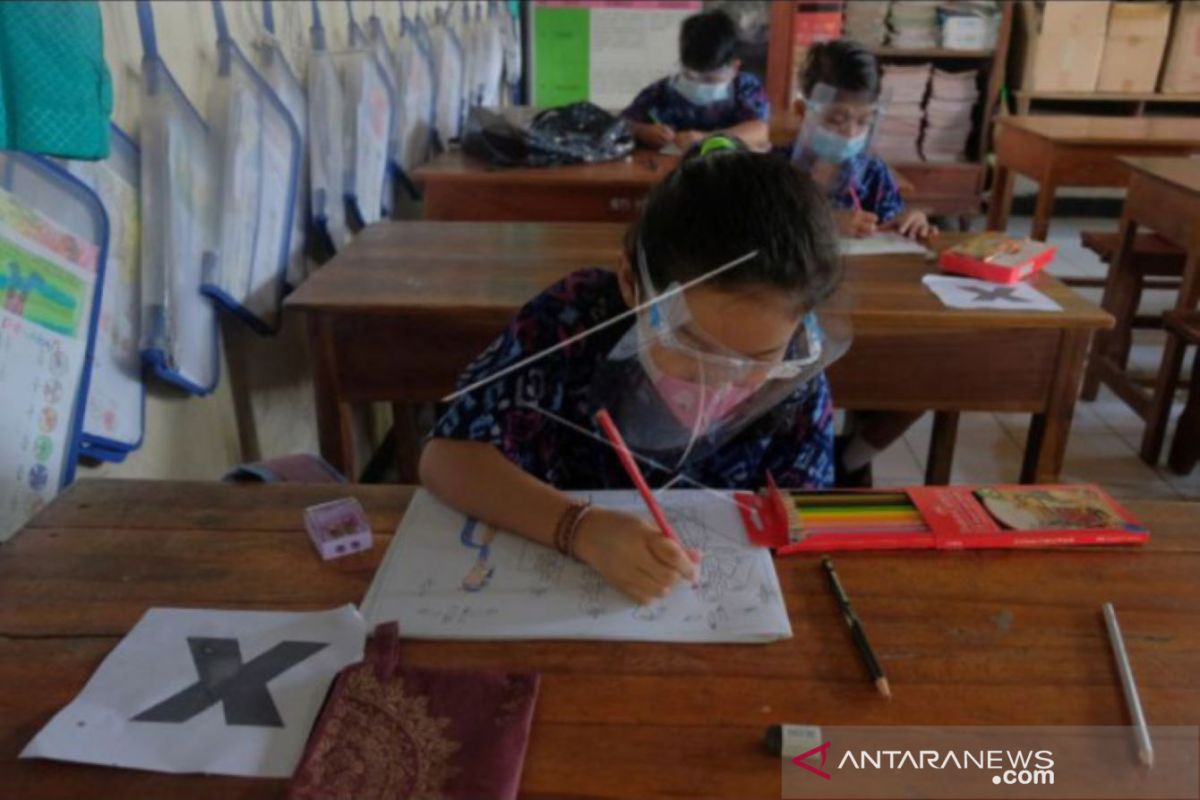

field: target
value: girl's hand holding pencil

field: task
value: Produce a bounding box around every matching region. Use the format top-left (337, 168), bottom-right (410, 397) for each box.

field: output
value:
top-left (574, 508), bottom-right (702, 605)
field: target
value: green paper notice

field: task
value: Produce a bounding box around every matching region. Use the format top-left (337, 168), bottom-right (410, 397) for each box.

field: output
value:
top-left (533, 6), bottom-right (590, 107)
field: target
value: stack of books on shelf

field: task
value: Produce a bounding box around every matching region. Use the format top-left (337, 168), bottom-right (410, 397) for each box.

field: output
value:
top-left (843, 1), bottom-right (891, 47)
top-left (873, 62), bottom-right (931, 163)
top-left (888, 1), bottom-right (940, 49)
top-left (921, 68), bottom-right (978, 162)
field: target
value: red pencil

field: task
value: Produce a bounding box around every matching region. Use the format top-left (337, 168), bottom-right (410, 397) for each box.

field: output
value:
top-left (848, 183), bottom-right (862, 211)
top-left (594, 409), bottom-right (686, 548)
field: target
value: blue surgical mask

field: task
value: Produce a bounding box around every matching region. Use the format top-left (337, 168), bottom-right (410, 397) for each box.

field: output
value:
top-left (809, 125), bottom-right (869, 164)
top-left (672, 73), bottom-right (731, 107)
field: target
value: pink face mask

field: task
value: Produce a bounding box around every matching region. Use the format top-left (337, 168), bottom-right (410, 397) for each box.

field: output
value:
top-left (639, 349), bottom-right (755, 430)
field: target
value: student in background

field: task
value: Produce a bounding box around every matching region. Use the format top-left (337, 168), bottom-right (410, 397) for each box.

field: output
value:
top-left (796, 40), bottom-right (933, 484)
top-left (797, 40), bottom-right (936, 241)
top-left (421, 139), bottom-right (841, 604)
top-left (622, 10), bottom-right (770, 152)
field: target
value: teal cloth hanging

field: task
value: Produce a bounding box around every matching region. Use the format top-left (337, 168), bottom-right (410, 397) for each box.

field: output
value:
top-left (0, 1), bottom-right (113, 159)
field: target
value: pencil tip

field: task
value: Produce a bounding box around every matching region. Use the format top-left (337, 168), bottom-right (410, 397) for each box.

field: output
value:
top-left (876, 677), bottom-right (891, 698)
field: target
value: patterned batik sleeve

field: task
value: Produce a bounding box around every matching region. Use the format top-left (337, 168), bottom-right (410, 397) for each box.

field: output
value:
top-left (620, 79), bottom-right (666, 124)
top-left (430, 306), bottom-right (567, 479)
top-left (858, 154), bottom-right (906, 224)
top-left (759, 373), bottom-right (836, 489)
top-left (731, 73), bottom-right (771, 123)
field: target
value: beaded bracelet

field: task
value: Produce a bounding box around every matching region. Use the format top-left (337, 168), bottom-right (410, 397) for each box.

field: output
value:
top-left (553, 500), bottom-right (592, 560)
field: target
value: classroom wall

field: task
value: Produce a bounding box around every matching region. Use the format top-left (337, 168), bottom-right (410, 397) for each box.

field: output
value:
top-left (86, 0), bottom-right (455, 482)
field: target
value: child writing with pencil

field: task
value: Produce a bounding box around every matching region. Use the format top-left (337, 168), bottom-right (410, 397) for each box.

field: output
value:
top-left (793, 41), bottom-right (934, 485)
top-left (421, 138), bottom-right (844, 604)
top-left (795, 40), bottom-right (936, 241)
top-left (621, 9), bottom-right (771, 152)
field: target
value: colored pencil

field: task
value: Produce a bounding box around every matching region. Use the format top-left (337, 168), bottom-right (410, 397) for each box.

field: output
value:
top-left (594, 410), bottom-right (694, 565)
top-left (1102, 603), bottom-right (1153, 767)
top-left (797, 505), bottom-right (922, 517)
top-left (792, 493), bottom-right (912, 508)
top-left (848, 183), bottom-right (863, 211)
top-left (823, 557), bottom-right (890, 698)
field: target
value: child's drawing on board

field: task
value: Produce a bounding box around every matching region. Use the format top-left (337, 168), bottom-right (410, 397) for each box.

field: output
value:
top-left (460, 518), bottom-right (498, 592)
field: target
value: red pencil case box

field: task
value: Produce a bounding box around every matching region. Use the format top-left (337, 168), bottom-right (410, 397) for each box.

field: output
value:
top-left (938, 233), bottom-right (1057, 284)
top-left (734, 480), bottom-right (1149, 554)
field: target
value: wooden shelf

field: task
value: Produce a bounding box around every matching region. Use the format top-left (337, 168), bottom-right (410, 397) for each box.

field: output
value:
top-left (872, 47), bottom-right (995, 59)
top-left (1015, 90), bottom-right (1200, 103)
top-left (889, 161), bottom-right (985, 171)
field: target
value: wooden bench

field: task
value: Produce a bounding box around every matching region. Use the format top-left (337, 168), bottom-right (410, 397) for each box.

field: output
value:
top-left (1073, 232), bottom-right (1185, 383)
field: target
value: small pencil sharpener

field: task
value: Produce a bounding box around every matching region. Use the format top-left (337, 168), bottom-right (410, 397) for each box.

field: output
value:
top-left (304, 498), bottom-right (373, 561)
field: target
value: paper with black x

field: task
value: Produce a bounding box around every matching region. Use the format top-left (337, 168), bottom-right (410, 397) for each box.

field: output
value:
top-left (21, 606), bottom-right (365, 777)
top-left (922, 274), bottom-right (1062, 312)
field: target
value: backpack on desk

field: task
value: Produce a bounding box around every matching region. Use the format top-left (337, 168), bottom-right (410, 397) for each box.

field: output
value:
top-left (462, 102), bottom-right (634, 167)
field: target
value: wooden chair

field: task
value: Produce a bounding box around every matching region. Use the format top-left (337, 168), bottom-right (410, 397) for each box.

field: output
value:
top-left (1079, 230), bottom-right (1186, 401)
top-left (1166, 311), bottom-right (1200, 475)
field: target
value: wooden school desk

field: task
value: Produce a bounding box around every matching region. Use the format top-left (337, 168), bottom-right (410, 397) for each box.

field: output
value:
top-left (3, 479), bottom-right (1199, 799)
top-left (1082, 157), bottom-right (1200, 465)
top-left (285, 223), bottom-right (1112, 485)
top-left (414, 148), bottom-right (679, 222)
top-left (987, 116), bottom-right (1200, 241)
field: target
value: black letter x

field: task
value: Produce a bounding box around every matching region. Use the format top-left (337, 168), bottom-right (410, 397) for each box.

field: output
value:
top-left (132, 637), bottom-right (328, 727)
top-left (962, 285), bottom-right (1027, 303)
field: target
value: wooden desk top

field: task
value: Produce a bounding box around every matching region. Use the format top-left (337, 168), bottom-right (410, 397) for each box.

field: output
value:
top-left (2, 479), bottom-right (1199, 798)
top-left (286, 222), bottom-right (1112, 332)
top-left (1120, 156), bottom-right (1200, 197)
top-left (996, 115), bottom-right (1200, 147)
top-left (413, 148), bottom-right (680, 187)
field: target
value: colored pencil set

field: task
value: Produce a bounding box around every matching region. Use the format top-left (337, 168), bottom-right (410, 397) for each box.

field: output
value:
top-left (789, 492), bottom-right (930, 537)
top-left (735, 480), bottom-right (1149, 554)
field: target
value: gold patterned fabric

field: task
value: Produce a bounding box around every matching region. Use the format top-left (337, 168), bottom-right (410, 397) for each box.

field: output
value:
top-left (289, 623), bottom-right (539, 800)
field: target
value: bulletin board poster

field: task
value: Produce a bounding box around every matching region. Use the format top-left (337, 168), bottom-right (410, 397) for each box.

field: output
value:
top-left (531, 1), bottom-right (702, 110)
top-left (0, 188), bottom-right (99, 541)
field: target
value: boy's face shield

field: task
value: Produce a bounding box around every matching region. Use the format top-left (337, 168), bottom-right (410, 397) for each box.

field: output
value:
top-left (589, 244), bottom-right (851, 478)
top-left (678, 64), bottom-right (738, 85)
top-left (791, 83), bottom-right (883, 170)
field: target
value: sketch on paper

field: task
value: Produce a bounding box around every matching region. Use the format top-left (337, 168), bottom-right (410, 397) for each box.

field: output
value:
top-left (361, 489), bottom-right (792, 643)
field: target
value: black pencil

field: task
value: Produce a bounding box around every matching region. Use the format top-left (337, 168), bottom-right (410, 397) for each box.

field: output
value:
top-left (821, 556), bottom-right (890, 698)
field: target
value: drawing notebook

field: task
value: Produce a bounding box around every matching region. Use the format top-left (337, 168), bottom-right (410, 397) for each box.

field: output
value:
top-left (735, 481), bottom-right (1148, 554)
top-left (361, 489), bottom-right (792, 643)
top-left (838, 232), bottom-right (931, 257)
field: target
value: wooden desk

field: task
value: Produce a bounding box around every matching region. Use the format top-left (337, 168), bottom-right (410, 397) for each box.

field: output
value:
top-left (987, 116), bottom-right (1200, 241)
top-left (1082, 157), bottom-right (1200, 465)
top-left (286, 223), bottom-right (1111, 485)
top-left (3, 479), bottom-right (1199, 799)
top-left (414, 149), bottom-right (679, 222)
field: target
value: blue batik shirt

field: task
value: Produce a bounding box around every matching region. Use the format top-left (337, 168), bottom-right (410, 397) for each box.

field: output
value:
top-left (621, 72), bottom-right (770, 133)
top-left (830, 152), bottom-right (905, 223)
top-left (432, 269), bottom-right (834, 491)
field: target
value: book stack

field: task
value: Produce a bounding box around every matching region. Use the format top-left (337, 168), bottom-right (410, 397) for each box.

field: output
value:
top-left (842, 1), bottom-right (891, 47)
top-left (939, 1), bottom-right (1001, 50)
top-left (887, 1), bottom-right (940, 49)
top-left (872, 62), bottom-right (930, 163)
top-left (921, 68), bottom-right (977, 162)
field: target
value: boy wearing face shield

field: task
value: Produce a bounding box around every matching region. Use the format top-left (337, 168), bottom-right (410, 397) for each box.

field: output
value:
top-left (621, 9), bottom-right (770, 152)
top-left (796, 40), bottom-right (936, 241)
top-left (420, 140), bottom-right (843, 606)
